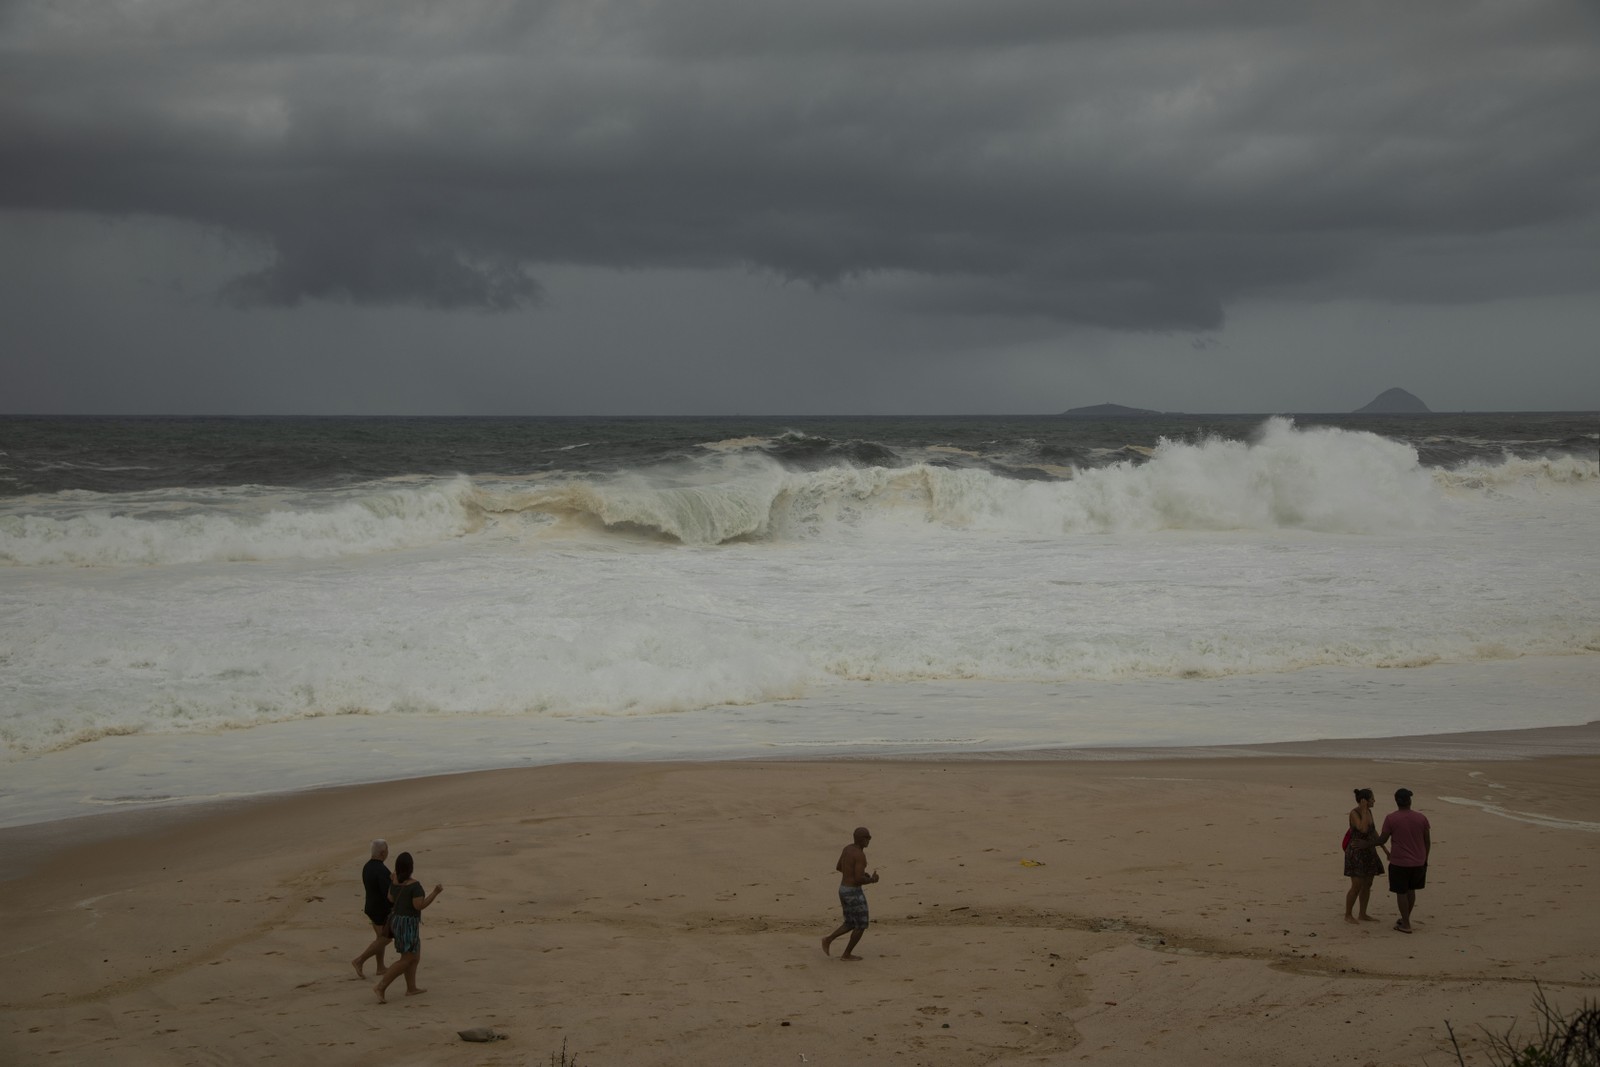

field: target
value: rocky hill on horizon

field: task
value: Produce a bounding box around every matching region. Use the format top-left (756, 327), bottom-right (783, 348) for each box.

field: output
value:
top-left (1057, 402), bottom-right (1165, 417)
top-left (1354, 388), bottom-right (1431, 413)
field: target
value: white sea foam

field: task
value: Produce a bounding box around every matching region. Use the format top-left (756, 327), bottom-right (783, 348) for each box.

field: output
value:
top-left (1, 421), bottom-right (1596, 768)
top-left (1436, 796), bottom-right (1600, 832)
top-left (0, 477), bottom-right (482, 566)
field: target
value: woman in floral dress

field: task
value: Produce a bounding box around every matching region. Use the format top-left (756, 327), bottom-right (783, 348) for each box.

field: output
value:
top-left (1343, 787), bottom-right (1386, 923)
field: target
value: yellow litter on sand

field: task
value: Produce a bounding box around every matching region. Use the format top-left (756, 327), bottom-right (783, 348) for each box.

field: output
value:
top-left (1019, 859), bottom-right (1045, 867)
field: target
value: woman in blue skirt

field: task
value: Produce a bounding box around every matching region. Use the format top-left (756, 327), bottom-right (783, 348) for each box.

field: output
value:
top-left (374, 851), bottom-right (444, 1002)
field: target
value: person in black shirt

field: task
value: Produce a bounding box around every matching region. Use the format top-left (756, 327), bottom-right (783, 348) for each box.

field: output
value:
top-left (350, 839), bottom-right (393, 978)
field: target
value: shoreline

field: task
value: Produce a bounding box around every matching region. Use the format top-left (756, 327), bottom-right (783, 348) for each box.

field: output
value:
top-left (5, 718), bottom-right (1599, 879)
top-left (7, 653), bottom-right (1599, 832)
top-left (3, 744), bottom-right (1598, 1064)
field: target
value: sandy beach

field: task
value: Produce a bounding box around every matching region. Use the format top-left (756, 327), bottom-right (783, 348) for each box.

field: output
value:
top-left (4, 731), bottom-right (1599, 1066)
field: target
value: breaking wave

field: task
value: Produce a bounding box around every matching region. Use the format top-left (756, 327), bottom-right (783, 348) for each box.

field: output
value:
top-left (3, 419), bottom-right (1594, 566)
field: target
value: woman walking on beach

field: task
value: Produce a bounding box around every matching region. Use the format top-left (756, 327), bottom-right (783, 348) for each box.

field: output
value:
top-left (1343, 788), bottom-right (1385, 923)
top-left (374, 852), bottom-right (443, 1003)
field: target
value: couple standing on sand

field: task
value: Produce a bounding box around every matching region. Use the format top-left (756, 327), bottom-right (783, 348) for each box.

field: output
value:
top-left (1344, 788), bottom-right (1431, 933)
top-left (349, 839), bottom-right (445, 1002)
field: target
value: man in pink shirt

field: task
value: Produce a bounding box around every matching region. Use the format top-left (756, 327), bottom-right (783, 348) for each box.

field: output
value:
top-left (1375, 787), bottom-right (1431, 933)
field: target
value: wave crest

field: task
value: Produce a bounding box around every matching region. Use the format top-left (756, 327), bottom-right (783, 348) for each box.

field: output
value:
top-left (0, 477), bottom-right (482, 566)
top-left (1434, 453), bottom-right (1599, 492)
top-left (4, 420), bottom-right (1590, 565)
top-left (516, 418), bottom-right (1442, 542)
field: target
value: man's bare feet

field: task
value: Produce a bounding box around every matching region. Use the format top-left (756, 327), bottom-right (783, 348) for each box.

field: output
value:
top-left (1359, 914), bottom-right (1378, 922)
top-left (840, 954), bottom-right (862, 962)
top-left (1344, 915), bottom-right (1358, 925)
top-left (351, 959), bottom-right (365, 979)
top-left (374, 984), bottom-right (387, 1003)
top-left (404, 988), bottom-right (427, 997)
top-left (821, 936), bottom-right (833, 956)
top-left (1393, 921), bottom-right (1412, 933)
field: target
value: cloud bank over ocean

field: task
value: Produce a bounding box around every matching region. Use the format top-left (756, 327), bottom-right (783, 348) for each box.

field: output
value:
top-left (4, 2), bottom-right (1598, 328)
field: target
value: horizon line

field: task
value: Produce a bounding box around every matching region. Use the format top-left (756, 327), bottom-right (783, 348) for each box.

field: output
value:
top-left (2, 409), bottom-right (1597, 419)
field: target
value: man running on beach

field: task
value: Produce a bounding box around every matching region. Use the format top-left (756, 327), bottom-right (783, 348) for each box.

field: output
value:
top-left (822, 827), bottom-right (880, 961)
top-left (1374, 788), bottom-right (1431, 933)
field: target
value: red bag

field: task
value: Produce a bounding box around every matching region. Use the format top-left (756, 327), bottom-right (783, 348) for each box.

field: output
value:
top-left (1341, 828), bottom-right (1352, 851)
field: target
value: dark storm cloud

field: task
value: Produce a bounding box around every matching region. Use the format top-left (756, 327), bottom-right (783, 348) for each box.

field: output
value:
top-left (2, 0), bottom-right (1597, 328)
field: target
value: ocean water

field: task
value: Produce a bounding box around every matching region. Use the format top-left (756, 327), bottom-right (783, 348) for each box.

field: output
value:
top-left (2, 413), bottom-right (1597, 827)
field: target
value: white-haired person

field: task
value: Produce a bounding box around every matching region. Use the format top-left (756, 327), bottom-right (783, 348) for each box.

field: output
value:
top-left (350, 839), bottom-right (393, 978)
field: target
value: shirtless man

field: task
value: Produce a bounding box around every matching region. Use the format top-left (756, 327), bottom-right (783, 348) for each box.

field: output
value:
top-left (821, 827), bottom-right (880, 961)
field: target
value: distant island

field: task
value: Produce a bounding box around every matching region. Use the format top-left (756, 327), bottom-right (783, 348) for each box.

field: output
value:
top-left (1057, 403), bottom-right (1165, 417)
top-left (1052, 392), bottom-right (1435, 416)
top-left (1354, 388), bottom-right (1431, 414)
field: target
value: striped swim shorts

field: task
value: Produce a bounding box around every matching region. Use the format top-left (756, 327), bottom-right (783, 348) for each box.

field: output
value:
top-left (837, 885), bottom-right (870, 929)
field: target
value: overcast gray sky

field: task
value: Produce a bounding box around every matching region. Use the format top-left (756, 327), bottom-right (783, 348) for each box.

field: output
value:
top-left (3, 0), bottom-right (1597, 415)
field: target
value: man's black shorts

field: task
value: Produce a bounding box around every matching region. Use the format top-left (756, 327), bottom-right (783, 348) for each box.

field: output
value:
top-left (1388, 864), bottom-right (1427, 893)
